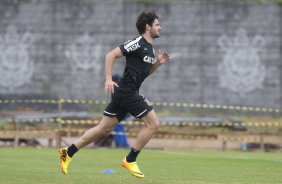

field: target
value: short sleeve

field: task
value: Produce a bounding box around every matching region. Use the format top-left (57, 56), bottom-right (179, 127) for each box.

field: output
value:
top-left (119, 36), bottom-right (142, 56)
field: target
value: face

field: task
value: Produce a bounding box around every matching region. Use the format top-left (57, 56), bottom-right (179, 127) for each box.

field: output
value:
top-left (148, 19), bottom-right (161, 38)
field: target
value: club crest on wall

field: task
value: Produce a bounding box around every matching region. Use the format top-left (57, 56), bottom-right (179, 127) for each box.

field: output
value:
top-left (0, 25), bottom-right (34, 91)
top-left (217, 29), bottom-right (265, 96)
top-left (65, 33), bottom-right (102, 74)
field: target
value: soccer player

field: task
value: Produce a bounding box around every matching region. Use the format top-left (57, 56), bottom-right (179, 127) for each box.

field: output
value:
top-left (59, 10), bottom-right (170, 178)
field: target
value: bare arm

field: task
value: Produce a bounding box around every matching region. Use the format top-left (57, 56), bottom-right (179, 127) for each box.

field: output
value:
top-left (148, 62), bottom-right (161, 76)
top-left (104, 47), bottom-right (123, 94)
top-left (148, 49), bottom-right (170, 76)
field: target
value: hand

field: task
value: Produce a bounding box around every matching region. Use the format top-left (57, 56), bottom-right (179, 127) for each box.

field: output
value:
top-left (104, 80), bottom-right (119, 94)
top-left (157, 49), bottom-right (170, 65)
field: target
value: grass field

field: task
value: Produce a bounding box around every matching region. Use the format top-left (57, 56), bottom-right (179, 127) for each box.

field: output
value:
top-left (0, 148), bottom-right (282, 184)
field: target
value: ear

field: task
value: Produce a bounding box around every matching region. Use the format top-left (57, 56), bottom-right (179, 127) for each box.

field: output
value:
top-left (146, 24), bottom-right (151, 31)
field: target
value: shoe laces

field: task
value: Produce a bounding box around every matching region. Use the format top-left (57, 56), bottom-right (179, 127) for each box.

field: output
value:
top-left (60, 149), bottom-right (67, 162)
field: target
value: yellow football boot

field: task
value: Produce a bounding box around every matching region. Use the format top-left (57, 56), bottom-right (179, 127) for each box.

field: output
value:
top-left (59, 148), bottom-right (72, 175)
top-left (122, 158), bottom-right (144, 178)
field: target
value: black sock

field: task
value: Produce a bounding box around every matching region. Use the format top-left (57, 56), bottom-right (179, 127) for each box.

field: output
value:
top-left (67, 144), bottom-right (78, 157)
top-left (126, 147), bottom-right (140, 162)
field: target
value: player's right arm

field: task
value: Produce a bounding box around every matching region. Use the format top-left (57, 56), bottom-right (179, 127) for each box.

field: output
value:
top-left (104, 47), bottom-right (123, 94)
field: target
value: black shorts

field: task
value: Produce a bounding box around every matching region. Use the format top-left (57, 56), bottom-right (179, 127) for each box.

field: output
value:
top-left (103, 90), bottom-right (153, 121)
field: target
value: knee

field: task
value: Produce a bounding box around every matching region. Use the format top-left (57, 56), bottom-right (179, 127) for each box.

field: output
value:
top-left (148, 119), bottom-right (160, 132)
top-left (97, 124), bottom-right (112, 136)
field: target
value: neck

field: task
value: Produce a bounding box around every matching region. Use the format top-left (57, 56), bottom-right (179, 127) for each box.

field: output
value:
top-left (141, 33), bottom-right (153, 44)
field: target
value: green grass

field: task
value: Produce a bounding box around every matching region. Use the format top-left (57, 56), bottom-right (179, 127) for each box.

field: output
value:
top-left (0, 148), bottom-right (282, 184)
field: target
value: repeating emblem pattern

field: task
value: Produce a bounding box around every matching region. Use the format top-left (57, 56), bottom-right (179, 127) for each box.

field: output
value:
top-left (65, 33), bottom-right (102, 73)
top-left (217, 29), bottom-right (265, 95)
top-left (0, 26), bottom-right (34, 91)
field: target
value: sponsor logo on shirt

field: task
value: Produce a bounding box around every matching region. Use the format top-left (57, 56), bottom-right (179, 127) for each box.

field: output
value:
top-left (124, 36), bottom-right (142, 52)
top-left (125, 43), bottom-right (140, 52)
top-left (143, 56), bottom-right (157, 64)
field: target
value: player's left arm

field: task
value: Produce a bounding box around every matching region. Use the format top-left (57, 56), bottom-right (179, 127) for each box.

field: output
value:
top-left (148, 49), bottom-right (170, 76)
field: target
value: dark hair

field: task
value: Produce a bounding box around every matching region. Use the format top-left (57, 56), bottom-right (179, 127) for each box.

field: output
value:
top-left (136, 10), bottom-right (158, 34)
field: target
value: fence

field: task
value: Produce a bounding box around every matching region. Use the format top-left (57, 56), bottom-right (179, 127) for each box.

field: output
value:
top-left (0, 98), bottom-right (282, 150)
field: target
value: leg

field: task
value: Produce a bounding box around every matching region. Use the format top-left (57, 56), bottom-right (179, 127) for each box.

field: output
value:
top-left (133, 110), bottom-right (159, 150)
top-left (74, 115), bottom-right (119, 149)
top-left (59, 115), bottom-right (119, 175)
top-left (121, 110), bottom-right (159, 179)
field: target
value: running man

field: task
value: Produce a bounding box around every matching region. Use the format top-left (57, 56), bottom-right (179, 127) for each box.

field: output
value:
top-left (59, 10), bottom-right (170, 178)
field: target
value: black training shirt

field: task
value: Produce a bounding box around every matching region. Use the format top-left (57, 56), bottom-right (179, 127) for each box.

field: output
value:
top-left (118, 36), bottom-right (157, 91)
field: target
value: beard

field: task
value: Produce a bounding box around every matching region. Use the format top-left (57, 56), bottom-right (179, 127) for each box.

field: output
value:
top-left (150, 29), bottom-right (160, 38)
